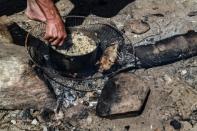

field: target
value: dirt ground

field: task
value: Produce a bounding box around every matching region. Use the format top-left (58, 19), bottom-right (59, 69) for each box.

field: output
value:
top-left (0, 0), bottom-right (197, 131)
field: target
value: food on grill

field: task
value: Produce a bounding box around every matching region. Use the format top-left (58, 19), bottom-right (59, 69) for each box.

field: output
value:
top-left (98, 42), bottom-right (119, 72)
top-left (52, 31), bottom-right (97, 56)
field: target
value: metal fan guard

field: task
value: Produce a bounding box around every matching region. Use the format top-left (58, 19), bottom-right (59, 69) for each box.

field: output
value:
top-left (25, 16), bottom-right (136, 91)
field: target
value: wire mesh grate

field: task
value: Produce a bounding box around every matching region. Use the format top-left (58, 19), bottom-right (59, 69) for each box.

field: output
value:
top-left (25, 16), bottom-right (136, 91)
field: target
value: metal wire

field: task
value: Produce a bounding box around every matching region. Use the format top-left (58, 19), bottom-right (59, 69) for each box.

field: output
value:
top-left (25, 16), bottom-right (136, 91)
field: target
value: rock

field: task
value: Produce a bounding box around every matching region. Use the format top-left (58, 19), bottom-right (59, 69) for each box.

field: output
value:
top-left (164, 124), bottom-right (175, 131)
top-left (125, 19), bottom-right (150, 34)
top-left (124, 125), bottom-right (130, 131)
top-left (64, 104), bottom-right (88, 119)
top-left (0, 23), bottom-right (13, 44)
top-left (170, 85), bottom-right (197, 120)
top-left (89, 101), bottom-right (98, 107)
top-left (154, 128), bottom-right (162, 131)
top-left (163, 74), bottom-right (173, 84)
top-left (170, 119), bottom-right (182, 130)
top-left (42, 126), bottom-right (48, 131)
top-left (181, 70), bottom-right (187, 75)
top-left (188, 11), bottom-right (197, 17)
top-left (0, 16), bottom-right (13, 44)
top-left (96, 73), bottom-right (150, 117)
top-left (179, 65), bottom-right (197, 90)
top-left (181, 121), bottom-right (192, 131)
top-left (40, 108), bottom-right (55, 122)
top-left (86, 116), bottom-right (92, 125)
top-left (191, 124), bottom-right (197, 131)
top-left (0, 44), bottom-right (56, 110)
top-left (8, 126), bottom-right (24, 131)
top-left (55, 110), bottom-right (64, 120)
top-left (19, 108), bottom-right (34, 120)
top-left (10, 120), bottom-right (16, 125)
top-left (0, 111), bottom-right (7, 120)
top-left (31, 119), bottom-right (38, 125)
top-left (72, 107), bottom-right (89, 120)
top-left (30, 109), bottom-right (40, 118)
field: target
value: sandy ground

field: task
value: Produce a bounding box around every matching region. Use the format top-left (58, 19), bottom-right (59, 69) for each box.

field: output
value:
top-left (0, 0), bottom-right (197, 130)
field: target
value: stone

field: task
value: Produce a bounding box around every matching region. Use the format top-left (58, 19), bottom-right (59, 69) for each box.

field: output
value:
top-left (124, 125), bottom-right (130, 131)
top-left (178, 64), bottom-right (197, 90)
top-left (10, 120), bottom-right (16, 125)
top-left (169, 85), bottom-right (197, 120)
top-left (19, 108), bottom-right (34, 120)
top-left (31, 119), bottom-right (38, 125)
top-left (188, 11), bottom-right (197, 17)
top-left (181, 70), bottom-right (187, 75)
top-left (164, 124), bottom-right (175, 131)
top-left (191, 124), bottom-right (197, 131)
top-left (55, 110), bottom-right (64, 120)
top-left (125, 19), bottom-right (150, 34)
top-left (42, 126), bottom-right (48, 131)
top-left (170, 119), bottom-right (182, 130)
top-left (0, 44), bottom-right (56, 110)
top-left (154, 128), bottom-right (162, 131)
top-left (0, 111), bottom-right (7, 120)
top-left (89, 101), bottom-right (98, 107)
top-left (180, 121), bottom-right (192, 131)
top-left (0, 16), bottom-right (13, 44)
top-left (39, 108), bottom-right (55, 122)
top-left (86, 116), bottom-right (92, 125)
top-left (63, 104), bottom-right (88, 119)
top-left (96, 73), bottom-right (150, 117)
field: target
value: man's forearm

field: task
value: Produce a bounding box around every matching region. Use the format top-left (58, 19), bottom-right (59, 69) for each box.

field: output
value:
top-left (34, 0), bottom-right (66, 46)
top-left (35, 0), bottom-right (61, 21)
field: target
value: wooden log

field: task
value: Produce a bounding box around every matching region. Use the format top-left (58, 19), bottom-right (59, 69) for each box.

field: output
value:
top-left (0, 44), bottom-right (56, 110)
top-left (135, 31), bottom-right (197, 68)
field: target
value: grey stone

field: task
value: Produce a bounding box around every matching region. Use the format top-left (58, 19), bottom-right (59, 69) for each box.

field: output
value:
top-left (180, 121), bottom-right (192, 131)
top-left (0, 16), bottom-right (13, 44)
top-left (10, 120), bottom-right (16, 125)
top-left (96, 73), bottom-right (150, 117)
top-left (0, 44), bottom-right (56, 110)
top-left (31, 119), bottom-right (39, 125)
top-left (125, 19), bottom-right (150, 34)
top-left (191, 124), bottom-right (197, 131)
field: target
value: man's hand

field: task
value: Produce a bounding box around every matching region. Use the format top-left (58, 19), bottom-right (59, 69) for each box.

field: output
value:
top-left (44, 19), bottom-right (67, 46)
top-left (35, 0), bottom-right (67, 46)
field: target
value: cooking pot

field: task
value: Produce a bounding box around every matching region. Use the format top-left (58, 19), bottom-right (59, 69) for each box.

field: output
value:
top-left (49, 27), bottom-right (100, 73)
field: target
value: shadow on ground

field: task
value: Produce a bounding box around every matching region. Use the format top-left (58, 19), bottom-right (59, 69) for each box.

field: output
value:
top-left (0, 0), bottom-right (59, 16)
top-left (0, 0), bottom-right (27, 16)
top-left (66, 0), bottom-right (135, 26)
top-left (0, 0), bottom-right (134, 26)
top-left (7, 23), bottom-right (28, 46)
